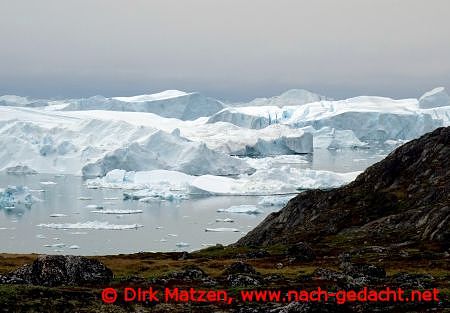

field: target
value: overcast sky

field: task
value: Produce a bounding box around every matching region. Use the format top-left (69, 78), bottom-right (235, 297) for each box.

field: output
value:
top-left (0, 0), bottom-right (449, 101)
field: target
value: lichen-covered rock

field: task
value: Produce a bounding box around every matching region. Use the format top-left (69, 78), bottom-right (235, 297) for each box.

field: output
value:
top-left (223, 261), bottom-right (258, 276)
top-left (0, 255), bottom-right (113, 287)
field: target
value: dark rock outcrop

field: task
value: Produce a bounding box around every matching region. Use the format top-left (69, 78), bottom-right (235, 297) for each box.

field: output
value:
top-left (236, 127), bottom-right (450, 248)
top-left (0, 255), bottom-right (113, 287)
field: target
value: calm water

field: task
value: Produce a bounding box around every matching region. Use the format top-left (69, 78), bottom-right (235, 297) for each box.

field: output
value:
top-left (0, 148), bottom-right (388, 255)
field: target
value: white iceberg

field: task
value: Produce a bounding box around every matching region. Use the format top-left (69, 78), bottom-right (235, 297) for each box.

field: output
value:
top-left (217, 205), bottom-right (263, 214)
top-left (215, 218), bottom-right (234, 223)
top-left (49, 213), bottom-right (67, 217)
top-left (0, 186), bottom-right (35, 207)
top-left (61, 90), bottom-right (224, 120)
top-left (175, 242), bottom-right (190, 247)
top-left (418, 87), bottom-right (450, 109)
top-left (81, 130), bottom-right (253, 178)
top-left (87, 166), bottom-right (359, 198)
top-left (40, 181), bottom-right (57, 185)
top-left (258, 195), bottom-right (296, 207)
top-left (208, 96), bottom-right (443, 142)
top-left (231, 89), bottom-right (332, 107)
top-left (205, 228), bottom-right (240, 232)
top-left (85, 204), bottom-right (103, 210)
top-left (37, 221), bottom-right (143, 230)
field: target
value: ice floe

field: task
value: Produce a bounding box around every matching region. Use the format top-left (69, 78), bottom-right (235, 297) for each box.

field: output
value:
top-left (205, 228), bottom-right (239, 232)
top-left (217, 205), bottom-right (263, 214)
top-left (257, 195), bottom-right (296, 207)
top-left (215, 218), bottom-right (235, 223)
top-left (49, 213), bottom-right (67, 218)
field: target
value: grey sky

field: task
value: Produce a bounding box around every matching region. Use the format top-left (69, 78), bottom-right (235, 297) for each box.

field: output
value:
top-left (0, 0), bottom-right (449, 101)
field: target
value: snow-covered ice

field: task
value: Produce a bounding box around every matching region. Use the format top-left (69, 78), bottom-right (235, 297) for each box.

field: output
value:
top-left (418, 87), bottom-right (450, 109)
top-left (231, 89), bottom-right (332, 107)
top-left (81, 130), bottom-right (254, 178)
top-left (215, 218), bottom-right (235, 223)
top-left (62, 90), bottom-right (224, 120)
top-left (258, 195), bottom-right (296, 207)
top-left (87, 166), bottom-right (359, 197)
top-left (217, 205), bottom-right (263, 214)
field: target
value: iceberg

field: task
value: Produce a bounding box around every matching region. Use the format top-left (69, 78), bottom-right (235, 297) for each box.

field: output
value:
top-left (87, 167), bottom-right (359, 197)
top-left (5, 165), bottom-right (38, 175)
top-left (231, 89), bottom-right (332, 107)
top-left (182, 123), bottom-right (313, 156)
top-left (311, 127), bottom-right (368, 149)
top-left (418, 87), bottom-right (450, 109)
top-left (207, 96), bottom-right (443, 142)
top-left (0, 186), bottom-right (35, 207)
top-left (49, 213), bottom-right (67, 217)
top-left (215, 218), bottom-right (234, 223)
top-left (81, 130), bottom-right (254, 178)
top-left (217, 205), bottom-right (263, 214)
top-left (0, 95), bottom-right (51, 108)
top-left (205, 228), bottom-right (240, 232)
top-left (61, 90), bottom-right (224, 120)
top-left (258, 195), bottom-right (296, 207)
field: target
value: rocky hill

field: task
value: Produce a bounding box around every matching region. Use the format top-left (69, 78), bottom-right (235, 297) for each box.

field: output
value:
top-left (237, 126), bottom-right (450, 248)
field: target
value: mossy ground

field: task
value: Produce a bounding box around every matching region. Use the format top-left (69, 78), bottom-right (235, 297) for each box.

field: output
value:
top-left (0, 242), bottom-right (448, 312)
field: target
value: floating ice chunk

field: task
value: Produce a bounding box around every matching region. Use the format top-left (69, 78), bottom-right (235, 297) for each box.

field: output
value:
top-left (37, 221), bottom-right (143, 230)
top-left (44, 243), bottom-right (66, 248)
top-left (124, 189), bottom-right (188, 202)
top-left (49, 213), bottom-right (67, 217)
top-left (217, 205), bottom-right (263, 215)
top-left (91, 209), bottom-right (143, 214)
top-left (215, 218), bottom-right (234, 223)
top-left (175, 242), bottom-right (190, 247)
top-left (36, 234), bottom-right (46, 239)
top-left (167, 233), bottom-right (178, 237)
top-left (312, 127), bottom-right (369, 149)
top-left (40, 181), bottom-right (57, 185)
top-left (160, 238), bottom-right (167, 242)
top-left (258, 195), bottom-right (295, 207)
top-left (104, 197), bottom-right (119, 200)
top-left (85, 204), bottom-right (103, 209)
top-left (78, 196), bottom-right (93, 200)
top-left (0, 186), bottom-right (35, 207)
top-left (205, 228), bottom-right (239, 232)
top-left (6, 165), bottom-right (38, 175)
top-left (68, 245), bottom-right (80, 249)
